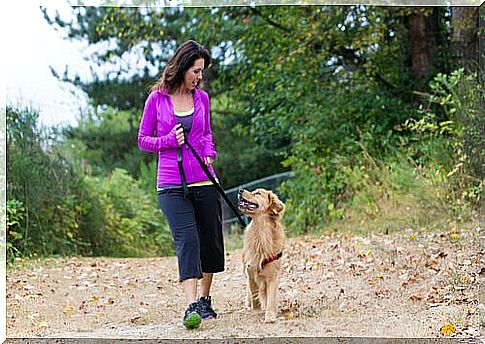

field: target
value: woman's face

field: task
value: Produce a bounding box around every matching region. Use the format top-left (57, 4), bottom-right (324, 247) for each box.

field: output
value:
top-left (183, 58), bottom-right (205, 92)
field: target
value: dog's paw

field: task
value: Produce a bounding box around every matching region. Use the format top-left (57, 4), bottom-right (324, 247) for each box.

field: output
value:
top-left (251, 301), bottom-right (261, 310)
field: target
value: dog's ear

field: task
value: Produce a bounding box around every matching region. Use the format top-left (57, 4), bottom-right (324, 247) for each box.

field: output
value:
top-left (269, 192), bottom-right (285, 216)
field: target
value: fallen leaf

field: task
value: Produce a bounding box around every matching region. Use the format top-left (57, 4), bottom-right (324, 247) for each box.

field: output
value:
top-left (130, 315), bottom-right (142, 323)
top-left (297, 283), bottom-right (311, 291)
top-left (38, 321), bottom-right (49, 329)
top-left (89, 294), bottom-right (100, 302)
top-left (440, 322), bottom-right (456, 336)
top-left (450, 233), bottom-right (460, 240)
top-left (374, 287), bottom-right (389, 297)
top-left (27, 313), bottom-right (40, 321)
top-left (409, 293), bottom-right (423, 302)
top-left (368, 275), bottom-right (384, 286)
top-left (283, 310), bottom-right (299, 319)
top-left (401, 274), bottom-right (419, 289)
top-left (63, 304), bottom-right (75, 316)
top-left (425, 260), bottom-right (440, 272)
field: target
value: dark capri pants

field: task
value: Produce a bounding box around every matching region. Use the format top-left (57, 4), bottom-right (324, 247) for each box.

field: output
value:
top-left (157, 185), bottom-right (225, 281)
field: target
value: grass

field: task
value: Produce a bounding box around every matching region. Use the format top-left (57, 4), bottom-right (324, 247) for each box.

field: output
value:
top-left (312, 148), bottom-right (477, 237)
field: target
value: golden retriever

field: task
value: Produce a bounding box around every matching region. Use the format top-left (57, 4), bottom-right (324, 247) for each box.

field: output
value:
top-left (237, 188), bottom-right (285, 323)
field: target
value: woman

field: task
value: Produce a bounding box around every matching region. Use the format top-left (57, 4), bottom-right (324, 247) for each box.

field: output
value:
top-left (138, 40), bottom-right (224, 329)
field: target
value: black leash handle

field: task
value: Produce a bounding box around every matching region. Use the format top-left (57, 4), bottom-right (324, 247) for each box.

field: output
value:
top-left (182, 130), bottom-right (247, 228)
top-left (177, 146), bottom-right (189, 198)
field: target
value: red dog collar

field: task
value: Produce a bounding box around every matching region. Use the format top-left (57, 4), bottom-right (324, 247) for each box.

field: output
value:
top-left (261, 252), bottom-right (283, 267)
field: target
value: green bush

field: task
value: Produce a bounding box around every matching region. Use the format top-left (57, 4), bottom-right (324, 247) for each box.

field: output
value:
top-left (7, 106), bottom-right (88, 257)
top-left (84, 168), bottom-right (173, 257)
top-left (138, 159), bottom-right (158, 201)
top-left (61, 108), bottom-right (146, 178)
top-left (6, 199), bottom-right (26, 261)
top-left (402, 69), bottom-right (482, 209)
top-left (6, 106), bottom-right (173, 261)
top-left (280, 69), bottom-right (481, 235)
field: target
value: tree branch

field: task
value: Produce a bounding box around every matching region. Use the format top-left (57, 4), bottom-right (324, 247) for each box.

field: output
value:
top-left (335, 46), bottom-right (399, 92)
top-left (249, 7), bottom-right (293, 34)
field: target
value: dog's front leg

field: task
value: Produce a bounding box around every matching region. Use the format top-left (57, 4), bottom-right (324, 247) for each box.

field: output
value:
top-left (258, 280), bottom-right (267, 310)
top-left (246, 267), bottom-right (261, 310)
top-left (264, 276), bottom-right (279, 323)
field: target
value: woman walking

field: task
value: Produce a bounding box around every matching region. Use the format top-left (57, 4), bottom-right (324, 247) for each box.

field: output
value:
top-left (138, 40), bottom-right (224, 329)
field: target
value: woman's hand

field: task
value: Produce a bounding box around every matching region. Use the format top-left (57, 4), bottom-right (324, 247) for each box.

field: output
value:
top-left (174, 123), bottom-right (185, 146)
top-left (204, 156), bottom-right (214, 166)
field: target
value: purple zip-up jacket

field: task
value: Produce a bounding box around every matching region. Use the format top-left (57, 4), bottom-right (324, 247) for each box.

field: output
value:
top-left (138, 88), bottom-right (217, 186)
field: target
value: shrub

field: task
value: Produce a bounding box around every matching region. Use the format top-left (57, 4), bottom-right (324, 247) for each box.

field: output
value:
top-left (6, 106), bottom-right (173, 260)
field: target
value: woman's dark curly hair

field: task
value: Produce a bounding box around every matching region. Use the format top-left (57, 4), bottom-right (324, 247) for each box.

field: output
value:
top-left (151, 40), bottom-right (211, 93)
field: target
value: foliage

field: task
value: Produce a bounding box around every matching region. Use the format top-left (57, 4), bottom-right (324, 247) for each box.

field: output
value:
top-left (6, 199), bottom-right (26, 261)
top-left (6, 107), bottom-right (172, 261)
top-left (7, 106), bottom-right (86, 257)
top-left (401, 68), bottom-right (482, 212)
top-left (210, 95), bottom-right (287, 188)
top-left (281, 69), bottom-right (481, 234)
top-left (41, 6), bottom-right (190, 110)
top-left (138, 159), bottom-right (159, 200)
top-left (82, 169), bottom-right (173, 257)
top-left (61, 107), bottom-right (148, 178)
top-left (188, 6), bottom-right (438, 188)
top-left (7, 4), bottom-right (476, 261)
top-left (41, 6), bottom-right (469, 191)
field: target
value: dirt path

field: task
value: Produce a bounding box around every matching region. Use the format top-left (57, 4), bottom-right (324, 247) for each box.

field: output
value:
top-left (7, 226), bottom-right (482, 339)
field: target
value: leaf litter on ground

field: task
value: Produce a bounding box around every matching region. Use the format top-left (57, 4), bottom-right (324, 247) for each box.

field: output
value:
top-left (6, 225), bottom-right (481, 338)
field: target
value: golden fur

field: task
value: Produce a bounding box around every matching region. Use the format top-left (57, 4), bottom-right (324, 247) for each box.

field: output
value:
top-left (238, 188), bottom-right (285, 323)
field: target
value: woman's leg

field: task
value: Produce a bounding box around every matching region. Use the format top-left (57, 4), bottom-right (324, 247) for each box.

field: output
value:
top-left (157, 188), bottom-right (203, 294)
top-left (192, 186), bottom-right (225, 275)
top-left (199, 272), bottom-right (213, 297)
top-left (183, 278), bottom-right (198, 304)
top-left (191, 186), bottom-right (224, 319)
top-left (157, 188), bottom-right (204, 328)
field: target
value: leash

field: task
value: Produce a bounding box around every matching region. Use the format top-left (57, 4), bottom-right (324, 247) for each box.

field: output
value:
top-left (177, 147), bottom-right (189, 198)
top-left (177, 128), bottom-right (247, 228)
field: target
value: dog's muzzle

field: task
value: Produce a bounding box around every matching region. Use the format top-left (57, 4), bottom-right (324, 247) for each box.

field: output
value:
top-left (238, 189), bottom-right (258, 211)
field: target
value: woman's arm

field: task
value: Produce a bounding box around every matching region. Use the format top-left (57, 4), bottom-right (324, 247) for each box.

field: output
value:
top-left (201, 92), bottom-right (217, 160)
top-left (138, 93), bottom-right (178, 153)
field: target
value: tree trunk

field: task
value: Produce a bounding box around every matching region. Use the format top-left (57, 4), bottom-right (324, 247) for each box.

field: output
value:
top-left (451, 7), bottom-right (479, 72)
top-left (480, 6), bottom-right (484, 77)
top-left (407, 8), bottom-right (441, 89)
top-left (408, 12), bottom-right (429, 87)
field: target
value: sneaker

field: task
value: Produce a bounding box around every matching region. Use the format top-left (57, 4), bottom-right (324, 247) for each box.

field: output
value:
top-left (183, 301), bottom-right (202, 329)
top-left (197, 296), bottom-right (217, 319)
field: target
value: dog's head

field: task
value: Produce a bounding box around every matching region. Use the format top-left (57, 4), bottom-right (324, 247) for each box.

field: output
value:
top-left (237, 188), bottom-right (285, 218)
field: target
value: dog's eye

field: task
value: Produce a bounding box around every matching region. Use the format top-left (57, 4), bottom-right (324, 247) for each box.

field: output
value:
top-left (254, 191), bottom-right (261, 195)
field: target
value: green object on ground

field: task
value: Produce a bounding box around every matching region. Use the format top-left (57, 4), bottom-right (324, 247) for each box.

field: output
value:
top-left (183, 312), bottom-right (201, 330)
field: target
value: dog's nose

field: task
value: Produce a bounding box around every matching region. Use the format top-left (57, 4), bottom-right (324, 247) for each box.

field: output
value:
top-left (238, 188), bottom-right (244, 199)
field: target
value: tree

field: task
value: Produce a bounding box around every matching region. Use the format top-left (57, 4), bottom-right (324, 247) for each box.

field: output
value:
top-left (406, 8), bottom-right (443, 89)
top-left (451, 7), bottom-right (479, 72)
top-left (42, 5), bottom-right (467, 190)
top-left (42, 6), bottom-right (286, 187)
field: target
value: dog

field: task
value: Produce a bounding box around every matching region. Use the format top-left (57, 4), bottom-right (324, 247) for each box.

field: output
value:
top-left (238, 188), bottom-right (285, 323)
